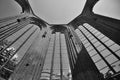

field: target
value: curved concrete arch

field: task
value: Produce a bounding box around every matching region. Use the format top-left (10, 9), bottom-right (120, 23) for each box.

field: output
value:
top-left (81, 0), bottom-right (99, 15)
top-left (29, 17), bottom-right (47, 30)
top-left (14, 0), bottom-right (48, 30)
top-left (14, 0), bottom-right (33, 13)
top-left (51, 25), bottom-right (67, 33)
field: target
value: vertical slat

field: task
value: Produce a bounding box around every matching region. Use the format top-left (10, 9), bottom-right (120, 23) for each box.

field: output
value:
top-left (78, 28), bottom-right (116, 73)
top-left (0, 28), bottom-right (37, 70)
top-left (59, 33), bottom-right (63, 80)
top-left (0, 19), bottom-right (30, 41)
top-left (50, 34), bottom-right (56, 80)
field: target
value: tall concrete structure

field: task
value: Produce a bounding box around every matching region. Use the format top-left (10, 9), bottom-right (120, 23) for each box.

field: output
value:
top-left (0, 0), bottom-right (120, 80)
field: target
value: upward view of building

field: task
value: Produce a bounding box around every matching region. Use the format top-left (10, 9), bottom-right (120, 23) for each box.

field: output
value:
top-left (0, 0), bottom-right (120, 80)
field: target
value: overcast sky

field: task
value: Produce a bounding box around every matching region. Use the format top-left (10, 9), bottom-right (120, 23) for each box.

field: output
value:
top-left (0, 0), bottom-right (22, 18)
top-left (0, 0), bottom-right (120, 24)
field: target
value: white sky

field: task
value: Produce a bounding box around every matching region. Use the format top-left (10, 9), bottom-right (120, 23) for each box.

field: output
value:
top-left (0, 0), bottom-right (22, 18)
top-left (29, 0), bottom-right (120, 24)
top-left (94, 0), bottom-right (120, 20)
top-left (0, 0), bottom-right (120, 24)
top-left (29, 0), bottom-right (86, 24)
